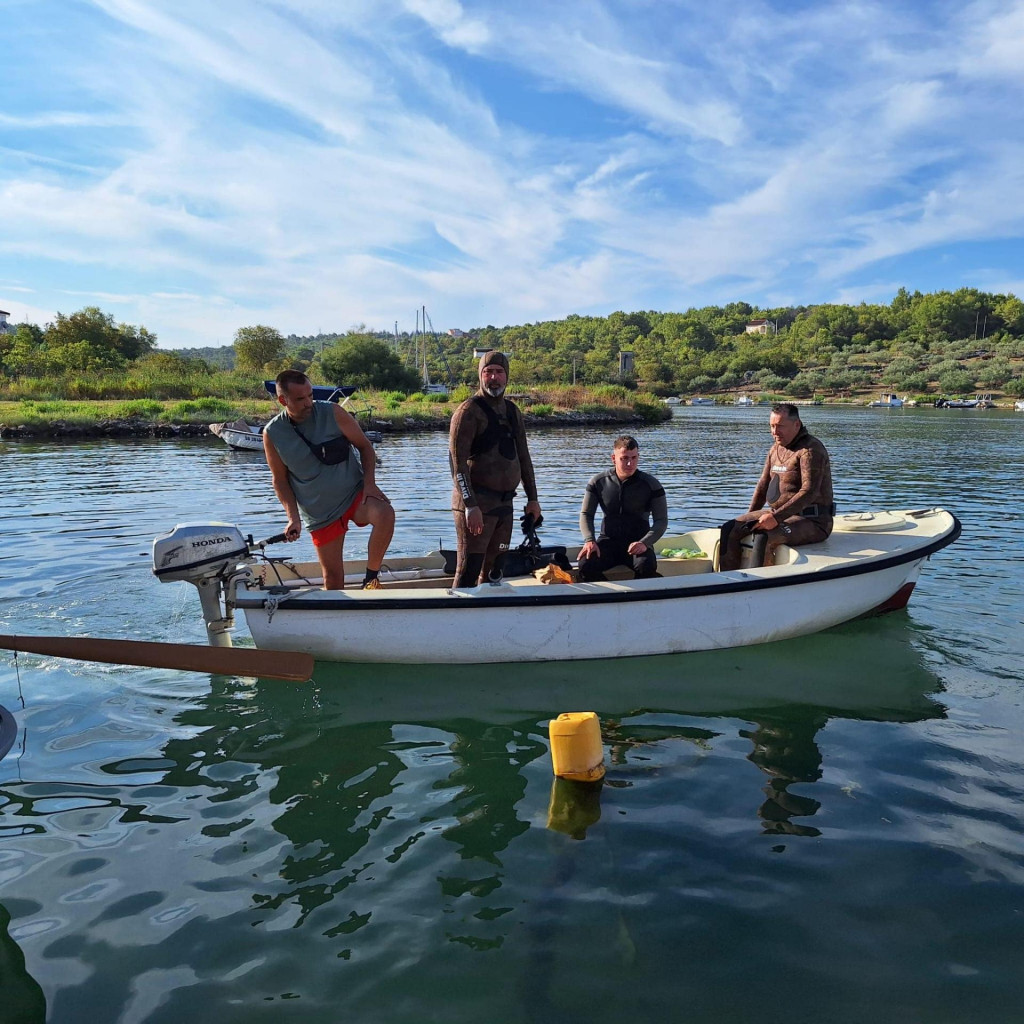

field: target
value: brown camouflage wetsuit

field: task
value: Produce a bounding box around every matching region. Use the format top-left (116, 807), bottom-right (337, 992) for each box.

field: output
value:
top-left (719, 426), bottom-right (834, 570)
top-left (449, 354), bottom-right (538, 586)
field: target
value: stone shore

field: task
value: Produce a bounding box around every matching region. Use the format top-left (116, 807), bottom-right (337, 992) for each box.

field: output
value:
top-left (0, 408), bottom-right (664, 440)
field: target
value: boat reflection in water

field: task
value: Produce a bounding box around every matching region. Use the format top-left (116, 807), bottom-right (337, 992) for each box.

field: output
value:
top-left (0, 617), bottom-right (946, 1015)
top-left (289, 616), bottom-right (946, 845)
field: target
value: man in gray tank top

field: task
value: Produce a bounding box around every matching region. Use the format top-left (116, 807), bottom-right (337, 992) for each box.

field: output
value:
top-left (264, 369), bottom-right (394, 589)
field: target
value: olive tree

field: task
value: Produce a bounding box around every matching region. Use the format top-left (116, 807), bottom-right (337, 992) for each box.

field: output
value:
top-left (234, 325), bottom-right (286, 372)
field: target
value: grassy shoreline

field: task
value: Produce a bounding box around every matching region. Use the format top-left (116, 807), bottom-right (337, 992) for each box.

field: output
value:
top-left (0, 386), bottom-right (672, 439)
top-left (2, 384), bottom-right (1018, 439)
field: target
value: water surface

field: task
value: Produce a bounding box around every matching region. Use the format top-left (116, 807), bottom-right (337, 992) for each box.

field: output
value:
top-left (1, 405), bottom-right (1023, 1023)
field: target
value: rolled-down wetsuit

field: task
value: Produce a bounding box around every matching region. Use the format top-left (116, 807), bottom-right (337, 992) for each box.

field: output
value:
top-left (719, 427), bottom-right (834, 570)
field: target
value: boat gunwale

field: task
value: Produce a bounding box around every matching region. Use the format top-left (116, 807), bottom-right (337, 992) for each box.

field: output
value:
top-left (233, 513), bottom-right (961, 613)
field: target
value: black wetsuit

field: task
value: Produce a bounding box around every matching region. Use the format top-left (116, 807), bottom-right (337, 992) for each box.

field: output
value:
top-left (578, 469), bottom-right (668, 580)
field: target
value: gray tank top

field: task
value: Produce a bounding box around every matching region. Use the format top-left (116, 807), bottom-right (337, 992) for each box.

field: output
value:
top-left (265, 402), bottom-right (364, 531)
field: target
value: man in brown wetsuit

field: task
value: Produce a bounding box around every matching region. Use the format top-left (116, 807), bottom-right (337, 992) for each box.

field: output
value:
top-left (719, 403), bottom-right (834, 570)
top-left (449, 350), bottom-right (542, 587)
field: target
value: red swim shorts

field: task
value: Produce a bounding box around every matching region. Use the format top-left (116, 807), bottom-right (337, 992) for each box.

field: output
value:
top-left (309, 492), bottom-right (363, 548)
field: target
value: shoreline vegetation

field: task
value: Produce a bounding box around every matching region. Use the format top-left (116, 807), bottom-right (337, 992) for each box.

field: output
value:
top-left (2, 382), bottom-right (1020, 441)
top-left (0, 385), bottom-right (674, 439)
top-left (3, 288), bottom-right (1024, 439)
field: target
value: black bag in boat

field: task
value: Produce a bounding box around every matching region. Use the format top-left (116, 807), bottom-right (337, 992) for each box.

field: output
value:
top-left (497, 513), bottom-right (572, 579)
top-left (498, 543), bottom-right (572, 579)
top-left (439, 512), bottom-right (572, 579)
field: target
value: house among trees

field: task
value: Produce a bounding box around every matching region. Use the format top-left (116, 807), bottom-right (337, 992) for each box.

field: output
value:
top-left (447, 328), bottom-right (467, 338)
top-left (745, 319), bottom-right (770, 334)
top-left (0, 310), bottom-right (12, 335)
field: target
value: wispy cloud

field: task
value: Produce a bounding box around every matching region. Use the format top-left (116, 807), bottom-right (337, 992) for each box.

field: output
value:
top-left (0, 0), bottom-right (1023, 346)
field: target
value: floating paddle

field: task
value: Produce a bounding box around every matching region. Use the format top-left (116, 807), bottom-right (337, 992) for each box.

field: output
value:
top-left (0, 635), bottom-right (313, 682)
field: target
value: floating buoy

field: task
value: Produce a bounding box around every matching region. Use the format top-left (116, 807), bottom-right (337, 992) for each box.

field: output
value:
top-left (548, 711), bottom-right (605, 781)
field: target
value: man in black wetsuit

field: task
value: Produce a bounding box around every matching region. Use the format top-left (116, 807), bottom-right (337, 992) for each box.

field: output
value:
top-left (577, 435), bottom-right (668, 581)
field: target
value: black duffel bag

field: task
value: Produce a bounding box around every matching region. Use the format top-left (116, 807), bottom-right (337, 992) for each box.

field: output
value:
top-left (440, 513), bottom-right (573, 580)
top-left (496, 512), bottom-right (572, 579)
top-left (499, 543), bottom-right (572, 578)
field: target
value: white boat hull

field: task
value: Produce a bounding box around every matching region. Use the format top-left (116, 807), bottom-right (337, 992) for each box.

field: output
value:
top-left (210, 421), bottom-right (382, 450)
top-left (226, 509), bottom-right (960, 665)
top-left (220, 425), bottom-right (265, 450)
top-left (868, 394), bottom-right (903, 408)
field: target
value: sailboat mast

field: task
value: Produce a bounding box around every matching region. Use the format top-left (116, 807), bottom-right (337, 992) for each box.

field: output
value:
top-left (422, 304), bottom-right (430, 387)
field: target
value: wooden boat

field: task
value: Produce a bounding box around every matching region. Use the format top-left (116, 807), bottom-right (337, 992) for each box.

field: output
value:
top-left (153, 508), bottom-right (960, 665)
top-left (868, 393), bottom-right (904, 408)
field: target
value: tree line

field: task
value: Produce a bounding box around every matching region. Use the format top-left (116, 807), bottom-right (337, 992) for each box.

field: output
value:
top-left (3, 288), bottom-right (1024, 401)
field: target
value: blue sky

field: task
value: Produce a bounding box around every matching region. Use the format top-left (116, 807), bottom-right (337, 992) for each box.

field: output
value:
top-left (2, 0), bottom-right (1024, 349)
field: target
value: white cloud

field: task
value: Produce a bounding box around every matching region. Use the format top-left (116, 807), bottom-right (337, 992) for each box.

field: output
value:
top-left (1, 0), bottom-right (1024, 346)
top-left (402, 0), bottom-right (491, 49)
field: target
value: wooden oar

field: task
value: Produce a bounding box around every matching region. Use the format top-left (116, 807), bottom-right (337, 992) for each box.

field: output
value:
top-left (0, 635), bottom-right (313, 682)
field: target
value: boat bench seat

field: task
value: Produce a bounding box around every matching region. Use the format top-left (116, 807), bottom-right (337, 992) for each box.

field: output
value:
top-left (602, 557), bottom-right (715, 580)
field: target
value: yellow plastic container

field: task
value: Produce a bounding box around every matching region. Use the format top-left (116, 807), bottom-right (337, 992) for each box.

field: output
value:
top-left (548, 711), bottom-right (606, 781)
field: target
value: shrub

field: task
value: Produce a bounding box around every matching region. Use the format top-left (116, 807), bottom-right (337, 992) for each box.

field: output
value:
top-left (976, 360), bottom-right (1014, 387)
top-left (591, 384), bottom-right (631, 404)
top-left (162, 398), bottom-right (237, 421)
top-left (113, 399), bottom-right (164, 419)
top-left (938, 369), bottom-right (975, 394)
top-left (632, 397), bottom-right (668, 422)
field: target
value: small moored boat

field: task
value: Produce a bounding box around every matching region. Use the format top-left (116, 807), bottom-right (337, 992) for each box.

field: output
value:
top-left (209, 419), bottom-right (265, 451)
top-left (210, 382), bottom-right (382, 449)
top-left (154, 508), bottom-right (960, 666)
top-left (936, 393), bottom-right (993, 409)
top-left (868, 393), bottom-right (904, 408)
top-left (690, 396), bottom-right (716, 406)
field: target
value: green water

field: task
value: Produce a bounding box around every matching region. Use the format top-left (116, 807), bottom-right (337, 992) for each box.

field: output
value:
top-left (1, 406), bottom-right (1023, 1022)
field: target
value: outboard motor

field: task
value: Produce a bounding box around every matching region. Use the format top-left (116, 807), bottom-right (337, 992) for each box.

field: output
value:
top-left (153, 523), bottom-right (253, 646)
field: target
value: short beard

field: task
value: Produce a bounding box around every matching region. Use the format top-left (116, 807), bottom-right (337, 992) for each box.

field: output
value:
top-left (483, 384), bottom-right (506, 398)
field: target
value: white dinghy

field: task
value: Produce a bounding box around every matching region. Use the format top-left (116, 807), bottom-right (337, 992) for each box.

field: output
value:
top-left (154, 509), bottom-right (960, 666)
top-left (209, 382), bottom-right (383, 451)
top-left (209, 418), bottom-right (265, 451)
